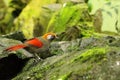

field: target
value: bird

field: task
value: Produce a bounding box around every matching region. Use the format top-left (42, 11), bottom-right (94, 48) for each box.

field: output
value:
top-left (3, 32), bottom-right (57, 60)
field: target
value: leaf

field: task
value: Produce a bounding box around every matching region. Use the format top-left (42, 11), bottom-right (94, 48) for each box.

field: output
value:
top-left (105, 2), bottom-right (111, 6)
top-left (46, 4), bottom-right (86, 33)
top-left (106, 11), bottom-right (112, 17)
top-left (114, 8), bottom-right (118, 14)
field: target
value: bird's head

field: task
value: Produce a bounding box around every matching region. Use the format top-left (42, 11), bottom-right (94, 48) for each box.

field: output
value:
top-left (42, 32), bottom-right (58, 41)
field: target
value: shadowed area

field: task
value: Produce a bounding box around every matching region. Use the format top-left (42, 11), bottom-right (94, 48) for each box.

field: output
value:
top-left (0, 54), bottom-right (30, 80)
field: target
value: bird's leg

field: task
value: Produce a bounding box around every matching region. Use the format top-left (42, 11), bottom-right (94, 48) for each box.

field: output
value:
top-left (34, 53), bottom-right (42, 62)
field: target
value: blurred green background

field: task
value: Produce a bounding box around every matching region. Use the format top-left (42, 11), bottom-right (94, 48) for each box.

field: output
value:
top-left (0, 0), bottom-right (120, 39)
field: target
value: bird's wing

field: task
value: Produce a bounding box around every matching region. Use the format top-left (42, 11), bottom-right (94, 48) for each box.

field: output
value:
top-left (25, 38), bottom-right (43, 48)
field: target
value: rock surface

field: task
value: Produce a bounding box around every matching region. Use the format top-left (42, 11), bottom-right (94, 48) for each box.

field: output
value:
top-left (0, 34), bottom-right (120, 80)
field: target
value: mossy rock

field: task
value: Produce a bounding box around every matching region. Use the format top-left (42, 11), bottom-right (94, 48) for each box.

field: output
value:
top-left (1, 33), bottom-right (120, 80)
top-left (12, 46), bottom-right (120, 80)
top-left (11, 34), bottom-right (120, 80)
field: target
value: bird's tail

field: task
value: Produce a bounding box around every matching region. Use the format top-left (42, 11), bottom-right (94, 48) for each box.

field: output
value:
top-left (4, 44), bottom-right (26, 51)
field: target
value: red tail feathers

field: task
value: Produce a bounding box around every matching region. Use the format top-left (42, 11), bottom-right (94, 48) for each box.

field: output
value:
top-left (5, 44), bottom-right (26, 51)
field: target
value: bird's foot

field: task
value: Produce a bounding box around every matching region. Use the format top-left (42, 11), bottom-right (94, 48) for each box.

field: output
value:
top-left (33, 53), bottom-right (43, 62)
top-left (34, 56), bottom-right (43, 62)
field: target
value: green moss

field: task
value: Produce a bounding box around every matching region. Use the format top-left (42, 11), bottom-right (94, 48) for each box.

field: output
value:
top-left (58, 72), bottom-right (72, 80)
top-left (81, 27), bottom-right (95, 37)
top-left (72, 47), bottom-right (107, 63)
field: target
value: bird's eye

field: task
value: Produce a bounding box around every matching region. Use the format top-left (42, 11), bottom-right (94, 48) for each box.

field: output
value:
top-left (47, 35), bottom-right (55, 40)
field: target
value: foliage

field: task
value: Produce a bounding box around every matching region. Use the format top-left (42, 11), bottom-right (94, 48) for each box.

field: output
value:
top-left (46, 3), bottom-right (88, 33)
top-left (1, 0), bottom-right (93, 39)
top-left (9, 0), bottom-right (30, 17)
top-left (0, 0), bottom-right (30, 35)
top-left (88, 0), bottom-right (120, 33)
top-left (14, 0), bottom-right (57, 39)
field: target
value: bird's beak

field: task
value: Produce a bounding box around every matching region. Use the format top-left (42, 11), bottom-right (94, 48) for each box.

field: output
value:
top-left (55, 35), bottom-right (59, 39)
